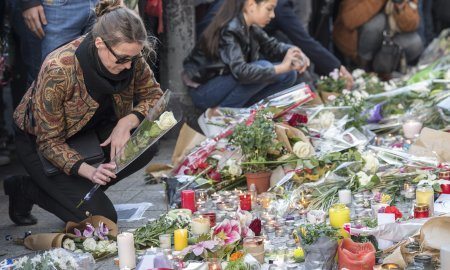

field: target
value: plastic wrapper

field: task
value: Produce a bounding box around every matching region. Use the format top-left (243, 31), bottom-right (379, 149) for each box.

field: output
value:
top-left (303, 236), bottom-right (338, 270)
top-left (368, 145), bottom-right (439, 167)
top-left (350, 218), bottom-right (428, 243)
top-left (115, 91), bottom-right (178, 173)
top-left (418, 29), bottom-right (450, 66)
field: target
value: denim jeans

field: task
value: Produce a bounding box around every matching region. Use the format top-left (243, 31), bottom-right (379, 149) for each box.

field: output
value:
top-left (358, 13), bottom-right (423, 64)
top-left (41, 0), bottom-right (98, 61)
top-left (189, 60), bottom-right (297, 110)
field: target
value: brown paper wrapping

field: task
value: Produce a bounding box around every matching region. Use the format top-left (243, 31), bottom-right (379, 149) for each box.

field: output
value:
top-left (274, 123), bottom-right (314, 154)
top-left (409, 127), bottom-right (450, 163)
top-left (171, 123), bottom-right (206, 167)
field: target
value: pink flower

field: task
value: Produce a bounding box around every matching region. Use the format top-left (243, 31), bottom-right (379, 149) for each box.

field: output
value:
top-left (241, 226), bottom-right (255, 238)
top-left (213, 219), bottom-right (241, 244)
top-left (74, 228), bottom-right (82, 237)
top-left (94, 221), bottom-right (109, 240)
top-left (181, 240), bottom-right (218, 257)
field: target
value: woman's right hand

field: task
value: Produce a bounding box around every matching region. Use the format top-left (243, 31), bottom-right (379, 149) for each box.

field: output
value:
top-left (276, 47), bottom-right (305, 74)
top-left (90, 163), bottom-right (117, 185)
top-left (78, 162), bottom-right (116, 185)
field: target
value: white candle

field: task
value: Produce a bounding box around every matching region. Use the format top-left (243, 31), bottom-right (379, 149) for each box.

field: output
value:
top-left (191, 216), bottom-right (210, 235)
top-left (159, 234), bottom-right (171, 249)
top-left (117, 232), bottom-right (136, 269)
top-left (402, 120), bottom-right (422, 139)
top-left (441, 244), bottom-right (450, 270)
top-left (338, 189), bottom-right (352, 205)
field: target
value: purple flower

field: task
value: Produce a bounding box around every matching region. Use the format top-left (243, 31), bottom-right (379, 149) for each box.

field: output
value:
top-left (83, 223), bottom-right (95, 238)
top-left (366, 102), bottom-right (384, 123)
top-left (74, 228), bottom-right (82, 237)
top-left (94, 222), bottom-right (109, 240)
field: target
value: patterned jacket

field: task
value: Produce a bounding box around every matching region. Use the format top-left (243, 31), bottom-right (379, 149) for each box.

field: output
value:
top-left (14, 36), bottom-right (163, 175)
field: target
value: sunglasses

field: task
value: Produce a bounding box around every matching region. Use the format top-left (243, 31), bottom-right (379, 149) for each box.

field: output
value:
top-left (103, 39), bottom-right (143, 64)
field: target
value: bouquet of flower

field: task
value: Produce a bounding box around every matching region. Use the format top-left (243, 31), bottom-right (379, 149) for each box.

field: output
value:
top-left (13, 249), bottom-right (93, 270)
top-left (62, 220), bottom-right (117, 260)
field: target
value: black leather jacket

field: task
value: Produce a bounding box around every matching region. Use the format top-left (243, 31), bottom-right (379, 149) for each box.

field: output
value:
top-left (183, 14), bottom-right (292, 84)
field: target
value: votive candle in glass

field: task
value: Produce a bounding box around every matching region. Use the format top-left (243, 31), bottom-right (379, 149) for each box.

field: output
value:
top-left (181, 190), bottom-right (196, 213)
top-left (329, 203), bottom-right (351, 238)
top-left (174, 229), bottom-right (188, 251)
top-left (416, 185), bottom-right (434, 216)
top-left (191, 216), bottom-right (210, 235)
top-left (159, 234), bottom-right (171, 249)
top-left (239, 193), bottom-right (252, 211)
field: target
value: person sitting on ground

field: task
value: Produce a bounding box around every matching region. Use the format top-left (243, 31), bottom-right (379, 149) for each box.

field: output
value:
top-left (182, 0), bottom-right (310, 111)
top-left (333, 0), bottom-right (423, 72)
top-left (196, 0), bottom-right (354, 90)
top-left (4, 0), bottom-right (162, 226)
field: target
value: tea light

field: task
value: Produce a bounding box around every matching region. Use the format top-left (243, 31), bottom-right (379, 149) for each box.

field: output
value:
top-left (159, 234), bottom-right (171, 249)
top-left (117, 232), bottom-right (136, 269)
top-left (174, 229), bottom-right (188, 251)
top-left (404, 183), bottom-right (416, 199)
top-left (211, 193), bottom-right (220, 201)
top-left (338, 189), bottom-right (352, 205)
top-left (191, 216), bottom-right (211, 235)
top-left (354, 194), bottom-right (364, 203)
top-left (196, 200), bottom-right (206, 211)
top-left (402, 120), bottom-right (422, 139)
top-left (239, 193), bottom-right (252, 211)
top-left (222, 191), bottom-right (231, 196)
top-left (181, 190), bottom-right (196, 213)
top-left (381, 263), bottom-right (400, 269)
top-left (195, 189), bottom-right (208, 201)
top-left (216, 201), bottom-right (227, 211)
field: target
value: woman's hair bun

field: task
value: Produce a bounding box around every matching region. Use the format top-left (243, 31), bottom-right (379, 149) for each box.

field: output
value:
top-left (95, 0), bottom-right (122, 17)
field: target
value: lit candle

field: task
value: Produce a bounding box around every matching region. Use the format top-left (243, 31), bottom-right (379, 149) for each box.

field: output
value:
top-left (380, 263), bottom-right (400, 269)
top-left (402, 120), bottom-right (422, 139)
top-left (338, 189), bottom-right (352, 205)
top-left (181, 190), bottom-right (196, 213)
top-left (159, 234), bottom-right (171, 249)
top-left (329, 204), bottom-right (351, 238)
top-left (174, 229), bottom-right (188, 251)
top-left (191, 216), bottom-right (210, 235)
top-left (239, 193), bottom-right (252, 211)
top-left (117, 232), bottom-right (136, 269)
top-left (416, 185), bottom-right (434, 216)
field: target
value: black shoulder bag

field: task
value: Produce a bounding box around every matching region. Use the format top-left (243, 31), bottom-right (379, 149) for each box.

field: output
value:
top-left (25, 84), bottom-right (104, 177)
top-left (372, 28), bottom-right (406, 74)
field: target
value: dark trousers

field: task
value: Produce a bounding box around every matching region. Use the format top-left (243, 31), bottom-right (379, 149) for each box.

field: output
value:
top-left (14, 123), bottom-right (157, 223)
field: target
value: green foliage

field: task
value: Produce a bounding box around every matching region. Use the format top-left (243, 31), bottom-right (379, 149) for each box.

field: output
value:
top-left (298, 223), bottom-right (340, 246)
top-left (229, 111), bottom-right (278, 172)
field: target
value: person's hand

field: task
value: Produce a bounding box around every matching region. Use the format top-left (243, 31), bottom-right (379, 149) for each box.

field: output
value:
top-left (277, 47), bottom-right (302, 73)
top-left (339, 65), bottom-right (354, 90)
top-left (22, 5), bottom-right (47, 39)
top-left (100, 117), bottom-right (136, 161)
top-left (90, 163), bottom-right (117, 185)
top-left (292, 52), bottom-right (310, 74)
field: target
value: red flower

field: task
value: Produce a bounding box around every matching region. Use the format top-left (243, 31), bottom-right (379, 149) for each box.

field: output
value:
top-left (248, 218), bottom-right (262, 236)
top-left (384, 206), bottom-right (403, 219)
top-left (208, 170), bottom-right (222, 182)
top-left (288, 113), bottom-right (308, 126)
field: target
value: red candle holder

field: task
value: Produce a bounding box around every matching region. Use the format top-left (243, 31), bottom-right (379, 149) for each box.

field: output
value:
top-left (181, 190), bottom-right (196, 213)
top-left (203, 212), bottom-right (217, 227)
top-left (239, 193), bottom-right (252, 211)
top-left (441, 184), bottom-right (450, 194)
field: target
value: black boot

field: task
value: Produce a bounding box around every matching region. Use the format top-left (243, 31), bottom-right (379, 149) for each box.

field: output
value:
top-left (3, 175), bottom-right (38, 226)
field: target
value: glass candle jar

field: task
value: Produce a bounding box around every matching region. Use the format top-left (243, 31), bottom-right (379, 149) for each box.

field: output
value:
top-left (329, 204), bottom-right (351, 238)
top-left (416, 186), bottom-right (434, 216)
top-left (414, 204), bottom-right (429, 219)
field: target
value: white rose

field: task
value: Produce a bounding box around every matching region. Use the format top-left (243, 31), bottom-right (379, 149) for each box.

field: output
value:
top-left (351, 69), bottom-right (365, 79)
top-left (292, 141), bottom-right (313, 158)
top-left (355, 77), bottom-right (365, 87)
top-left (82, 238), bottom-right (97, 251)
top-left (96, 240), bottom-right (109, 252)
top-left (226, 159), bottom-right (242, 177)
top-left (155, 111), bottom-right (177, 130)
top-left (362, 152), bottom-right (379, 173)
top-left (357, 171), bottom-right (371, 186)
top-left (107, 242), bottom-right (118, 253)
top-left (342, 89), bottom-right (351, 95)
top-left (63, 238), bottom-right (76, 251)
top-left (370, 76), bottom-right (380, 83)
top-left (319, 111), bottom-right (335, 129)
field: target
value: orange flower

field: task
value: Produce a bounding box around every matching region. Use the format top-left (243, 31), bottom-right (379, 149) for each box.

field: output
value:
top-left (229, 251), bottom-right (244, 261)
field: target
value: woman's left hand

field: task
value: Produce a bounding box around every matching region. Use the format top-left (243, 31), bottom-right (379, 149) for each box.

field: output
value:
top-left (101, 114), bottom-right (140, 161)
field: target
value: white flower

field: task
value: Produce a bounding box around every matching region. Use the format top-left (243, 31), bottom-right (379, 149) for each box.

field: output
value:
top-left (357, 171), bottom-right (371, 186)
top-left (82, 238), bottom-right (97, 251)
top-left (155, 111), bottom-right (177, 130)
top-left (107, 242), bottom-right (117, 253)
top-left (327, 94), bottom-right (337, 101)
top-left (330, 68), bottom-right (340, 80)
top-left (352, 90), bottom-right (362, 101)
top-left (319, 111), bottom-right (335, 129)
top-left (96, 240), bottom-right (109, 252)
top-left (362, 152), bottom-right (379, 173)
top-left (226, 159), bottom-right (242, 177)
top-left (352, 69), bottom-right (365, 79)
top-left (63, 238), bottom-right (76, 251)
top-left (370, 76), bottom-right (380, 83)
top-left (355, 77), bottom-right (365, 87)
top-left (342, 89), bottom-right (351, 95)
top-left (292, 141), bottom-right (313, 158)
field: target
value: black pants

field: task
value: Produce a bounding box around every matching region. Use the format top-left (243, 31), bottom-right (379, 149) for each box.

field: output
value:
top-left (14, 123), bottom-right (158, 223)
